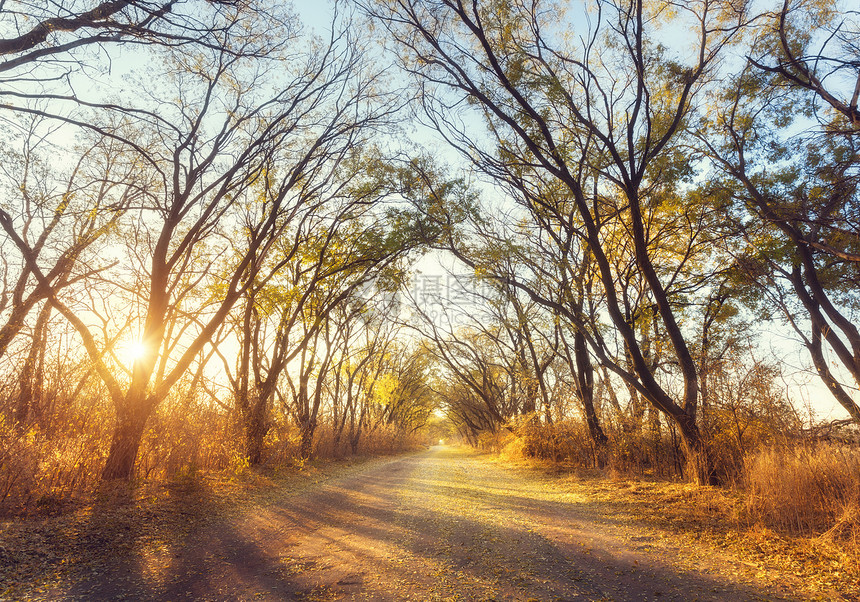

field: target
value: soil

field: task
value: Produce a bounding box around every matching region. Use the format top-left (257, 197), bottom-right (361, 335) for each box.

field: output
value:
top-left (1, 446), bottom-right (852, 601)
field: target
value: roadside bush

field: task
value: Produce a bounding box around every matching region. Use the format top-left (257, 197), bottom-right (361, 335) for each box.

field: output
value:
top-left (701, 359), bottom-right (801, 486)
top-left (477, 429), bottom-right (512, 454)
top-left (0, 418), bottom-right (39, 511)
top-left (511, 416), bottom-right (598, 466)
top-left (359, 425), bottom-right (425, 455)
top-left (136, 394), bottom-right (236, 480)
top-left (745, 444), bottom-right (860, 538)
top-left (604, 418), bottom-right (679, 478)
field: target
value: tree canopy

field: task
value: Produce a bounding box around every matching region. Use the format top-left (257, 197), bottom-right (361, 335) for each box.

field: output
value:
top-left (0, 0), bottom-right (857, 494)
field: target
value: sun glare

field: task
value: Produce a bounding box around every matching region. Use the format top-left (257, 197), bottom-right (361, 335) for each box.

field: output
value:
top-left (128, 341), bottom-right (147, 362)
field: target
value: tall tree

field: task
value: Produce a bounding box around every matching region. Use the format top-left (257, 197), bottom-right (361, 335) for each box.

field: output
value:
top-left (7, 9), bottom-right (396, 480)
top-left (701, 0), bottom-right (860, 422)
top-left (364, 0), bottom-right (749, 483)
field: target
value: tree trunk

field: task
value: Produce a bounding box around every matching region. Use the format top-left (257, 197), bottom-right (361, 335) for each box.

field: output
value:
top-left (574, 331), bottom-right (608, 465)
top-left (334, 392), bottom-right (351, 457)
top-left (101, 399), bottom-right (153, 480)
top-left (332, 425), bottom-right (343, 456)
top-left (673, 413), bottom-right (714, 486)
top-left (15, 301), bottom-right (51, 426)
top-left (299, 418), bottom-right (316, 461)
top-left (647, 404), bottom-right (662, 474)
top-left (244, 397), bottom-right (268, 465)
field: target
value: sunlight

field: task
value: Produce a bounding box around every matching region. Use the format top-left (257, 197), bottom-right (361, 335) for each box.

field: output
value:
top-left (127, 341), bottom-right (147, 363)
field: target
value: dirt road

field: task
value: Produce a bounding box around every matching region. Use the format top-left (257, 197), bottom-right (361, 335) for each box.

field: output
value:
top-left (55, 446), bottom-right (804, 601)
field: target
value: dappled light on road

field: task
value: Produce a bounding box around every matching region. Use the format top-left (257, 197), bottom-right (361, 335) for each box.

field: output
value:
top-left (58, 447), bottom-right (803, 601)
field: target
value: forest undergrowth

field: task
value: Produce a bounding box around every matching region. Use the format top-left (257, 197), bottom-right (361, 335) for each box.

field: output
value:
top-left (0, 400), bottom-right (426, 518)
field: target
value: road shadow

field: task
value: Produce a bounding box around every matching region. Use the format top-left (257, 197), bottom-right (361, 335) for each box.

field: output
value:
top-left (54, 447), bottom-right (806, 601)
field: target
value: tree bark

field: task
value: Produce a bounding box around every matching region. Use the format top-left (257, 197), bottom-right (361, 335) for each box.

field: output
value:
top-left (101, 395), bottom-right (156, 480)
top-left (574, 331), bottom-right (608, 461)
top-left (673, 413), bottom-right (713, 486)
top-left (299, 418), bottom-right (316, 461)
top-left (244, 396), bottom-right (269, 465)
top-left (15, 301), bottom-right (51, 426)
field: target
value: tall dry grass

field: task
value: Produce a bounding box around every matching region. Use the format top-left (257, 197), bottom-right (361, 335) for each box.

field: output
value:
top-left (745, 444), bottom-right (860, 539)
top-left (0, 394), bottom-right (111, 513)
top-left (1, 397), bottom-right (425, 515)
top-left (494, 413), bottom-right (683, 477)
top-left (0, 388), bottom-right (242, 514)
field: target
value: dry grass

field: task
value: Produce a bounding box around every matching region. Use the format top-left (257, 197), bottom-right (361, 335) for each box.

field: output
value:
top-left (490, 415), bottom-right (683, 477)
top-left (0, 392), bottom-right (243, 515)
top-left (0, 413), bottom-right (109, 514)
top-left (1, 392), bottom-right (425, 516)
top-left (745, 444), bottom-right (860, 540)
